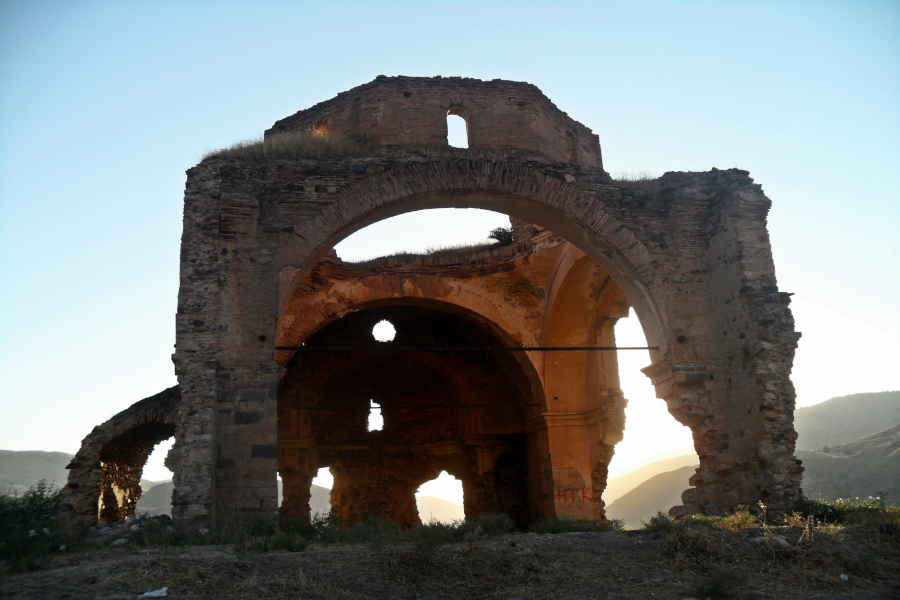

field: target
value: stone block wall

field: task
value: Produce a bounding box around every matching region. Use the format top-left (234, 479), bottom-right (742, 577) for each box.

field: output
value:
top-left (266, 76), bottom-right (602, 167)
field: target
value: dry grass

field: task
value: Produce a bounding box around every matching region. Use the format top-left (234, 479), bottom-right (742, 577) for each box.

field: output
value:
top-left (202, 131), bottom-right (371, 161)
top-left (611, 170), bottom-right (659, 182)
top-left (3, 520), bottom-right (898, 599)
top-left (345, 240), bottom-right (501, 265)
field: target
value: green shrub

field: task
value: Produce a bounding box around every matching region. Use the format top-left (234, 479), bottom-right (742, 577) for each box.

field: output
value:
top-left (642, 511), bottom-right (677, 533)
top-left (793, 497), bottom-right (896, 525)
top-left (642, 508), bottom-right (758, 533)
top-left (0, 481), bottom-right (84, 570)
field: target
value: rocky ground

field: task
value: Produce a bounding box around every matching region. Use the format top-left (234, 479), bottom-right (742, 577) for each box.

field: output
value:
top-left (2, 522), bottom-right (899, 600)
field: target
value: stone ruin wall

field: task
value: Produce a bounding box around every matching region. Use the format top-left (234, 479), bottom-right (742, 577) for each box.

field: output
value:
top-left (65, 76), bottom-right (802, 528)
top-left (267, 75), bottom-right (602, 167)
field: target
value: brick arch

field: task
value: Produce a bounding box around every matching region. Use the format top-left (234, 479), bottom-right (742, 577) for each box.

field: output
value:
top-left (64, 387), bottom-right (179, 522)
top-left (276, 159), bottom-right (666, 353)
top-left (277, 304), bottom-right (543, 525)
top-left (277, 292), bottom-right (547, 412)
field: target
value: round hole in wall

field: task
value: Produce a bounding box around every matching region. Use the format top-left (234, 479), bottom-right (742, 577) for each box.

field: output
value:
top-left (372, 320), bottom-right (396, 342)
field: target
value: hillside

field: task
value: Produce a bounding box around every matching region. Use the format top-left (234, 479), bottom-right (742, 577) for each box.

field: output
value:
top-left (416, 496), bottom-right (466, 523)
top-left (794, 390), bottom-right (900, 450)
top-left (604, 452), bottom-right (698, 505)
top-left (0, 450), bottom-right (72, 495)
top-left (605, 465), bottom-right (697, 529)
top-left (797, 423), bottom-right (900, 501)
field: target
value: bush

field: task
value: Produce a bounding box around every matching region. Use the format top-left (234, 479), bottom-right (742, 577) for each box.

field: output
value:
top-left (0, 481), bottom-right (84, 570)
top-left (793, 496), bottom-right (897, 525)
top-left (642, 508), bottom-right (758, 533)
top-left (487, 227), bottom-right (514, 246)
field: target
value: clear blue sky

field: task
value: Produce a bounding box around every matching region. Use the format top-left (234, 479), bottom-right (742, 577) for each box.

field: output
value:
top-left (1, 1), bottom-right (898, 481)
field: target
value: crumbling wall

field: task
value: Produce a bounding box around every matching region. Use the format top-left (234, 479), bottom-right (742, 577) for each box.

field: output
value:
top-left (65, 387), bottom-right (179, 522)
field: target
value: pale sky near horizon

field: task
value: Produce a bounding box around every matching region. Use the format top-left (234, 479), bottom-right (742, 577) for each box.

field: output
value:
top-left (1, 2), bottom-right (898, 502)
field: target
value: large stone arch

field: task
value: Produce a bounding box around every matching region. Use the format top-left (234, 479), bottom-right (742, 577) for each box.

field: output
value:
top-left (64, 387), bottom-right (179, 522)
top-left (277, 303), bottom-right (542, 527)
top-left (276, 161), bottom-right (667, 353)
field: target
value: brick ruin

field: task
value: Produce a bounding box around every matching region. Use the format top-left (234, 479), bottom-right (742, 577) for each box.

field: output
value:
top-left (65, 76), bottom-right (803, 528)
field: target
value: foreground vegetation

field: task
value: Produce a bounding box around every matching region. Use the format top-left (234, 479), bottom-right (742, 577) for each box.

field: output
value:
top-left (2, 484), bottom-right (899, 599)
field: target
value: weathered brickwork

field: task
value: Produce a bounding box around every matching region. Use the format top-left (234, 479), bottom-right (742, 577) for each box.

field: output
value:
top-left (66, 76), bottom-right (802, 528)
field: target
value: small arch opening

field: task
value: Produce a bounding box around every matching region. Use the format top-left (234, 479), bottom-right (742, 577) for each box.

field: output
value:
top-left (372, 319), bottom-right (396, 342)
top-left (416, 470), bottom-right (464, 523)
top-left (446, 113), bottom-right (468, 148)
top-left (367, 399), bottom-right (383, 431)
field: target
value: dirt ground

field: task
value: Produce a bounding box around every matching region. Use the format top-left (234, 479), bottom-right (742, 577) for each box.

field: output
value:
top-left (2, 527), bottom-right (899, 600)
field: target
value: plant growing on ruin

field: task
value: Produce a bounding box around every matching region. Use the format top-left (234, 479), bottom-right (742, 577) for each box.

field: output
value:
top-left (488, 226), bottom-right (514, 246)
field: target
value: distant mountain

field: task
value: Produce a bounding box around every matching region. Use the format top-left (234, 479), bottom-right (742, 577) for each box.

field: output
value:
top-left (416, 496), bottom-right (466, 523)
top-left (797, 424), bottom-right (900, 502)
top-left (0, 450), bottom-right (72, 495)
top-left (794, 391), bottom-right (900, 451)
top-left (605, 465), bottom-right (698, 529)
top-left (604, 453), bottom-right (698, 505)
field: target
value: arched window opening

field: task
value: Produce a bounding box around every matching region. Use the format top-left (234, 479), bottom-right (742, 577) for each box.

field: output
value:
top-left (604, 315), bottom-right (699, 529)
top-left (372, 320), bottom-right (395, 342)
top-left (367, 399), bottom-right (383, 431)
top-left (334, 208), bottom-right (510, 263)
top-left (446, 113), bottom-right (468, 148)
top-left (416, 471), bottom-right (464, 524)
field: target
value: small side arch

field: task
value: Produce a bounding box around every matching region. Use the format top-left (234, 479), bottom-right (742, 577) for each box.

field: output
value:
top-left (64, 386), bottom-right (179, 522)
